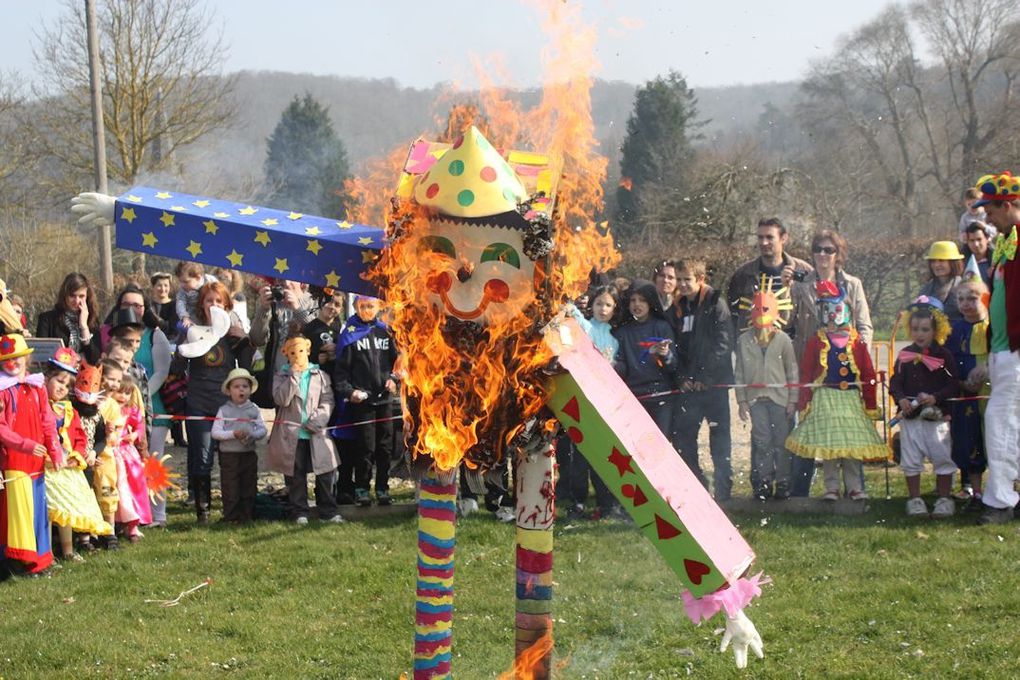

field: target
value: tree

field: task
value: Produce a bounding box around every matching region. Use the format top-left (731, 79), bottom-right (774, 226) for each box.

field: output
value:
top-left (263, 94), bottom-right (354, 218)
top-left (31, 0), bottom-right (235, 195)
top-left (614, 71), bottom-right (701, 243)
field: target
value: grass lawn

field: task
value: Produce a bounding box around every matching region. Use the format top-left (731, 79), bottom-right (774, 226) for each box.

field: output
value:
top-left (1, 467), bottom-right (1019, 679)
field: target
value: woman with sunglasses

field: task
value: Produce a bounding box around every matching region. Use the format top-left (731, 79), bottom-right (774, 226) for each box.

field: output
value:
top-left (791, 230), bottom-right (873, 358)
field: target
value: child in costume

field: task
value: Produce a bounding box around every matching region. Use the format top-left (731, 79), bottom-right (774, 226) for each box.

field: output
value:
top-left (945, 280), bottom-right (990, 509)
top-left (92, 359), bottom-right (126, 549)
top-left (786, 281), bottom-right (885, 499)
top-left (110, 372), bottom-right (151, 540)
top-left (268, 336), bottom-right (342, 524)
top-left (734, 275), bottom-right (799, 500)
top-left (44, 348), bottom-right (113, 561)
top-left (0, 333), bottom-right (65, 574)
top-left (174, 261), bottom-right (218, 332)
top-left (332, 295), bottom-right (399, 506)
top-left (211, 368), bottom-right (267, 523)
top-left (71, 361), bottom-right (107, 551)
top-left (889, 299), bottom-right (960, 518)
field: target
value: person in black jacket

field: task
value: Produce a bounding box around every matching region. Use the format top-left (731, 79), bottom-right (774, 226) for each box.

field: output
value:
top-left (35, 272), bottom-right (101, 363)
top-left (333, 296), bottom-right (399, 506)
top-left (667, 259), bottom-right (734, 502)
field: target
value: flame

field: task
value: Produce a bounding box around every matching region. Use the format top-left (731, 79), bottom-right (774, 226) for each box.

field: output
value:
top-left (499, 632), bottom-right (554, 680)
top-left (359, 0), bottom-right (618, 473)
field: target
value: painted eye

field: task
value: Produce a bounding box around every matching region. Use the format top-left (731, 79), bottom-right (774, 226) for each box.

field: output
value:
top-left (418, 235), bottom-right (456, 259)
top-left (480, 242), bottom-right (521, 269)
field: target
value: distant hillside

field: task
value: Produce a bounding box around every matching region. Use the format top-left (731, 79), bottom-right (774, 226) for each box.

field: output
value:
top-left (176, 71), bottom-right (800, 197)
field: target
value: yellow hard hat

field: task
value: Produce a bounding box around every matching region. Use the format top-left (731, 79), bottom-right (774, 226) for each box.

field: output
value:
top-left (924, 240), bottom-right (964, 261)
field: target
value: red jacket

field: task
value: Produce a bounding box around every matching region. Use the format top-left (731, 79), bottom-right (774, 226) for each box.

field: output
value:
top-left (798, 330), bottom-right (877, 412)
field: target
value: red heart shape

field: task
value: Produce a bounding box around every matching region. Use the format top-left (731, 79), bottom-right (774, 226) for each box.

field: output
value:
top-left (684, 559), bottom-right (711, 585)
top-left (654, 514), bottom-right (682, 540)
top-left (561, 396), bottom-right (580, 422)
top-left (621, 484), bottom-right (648, 507)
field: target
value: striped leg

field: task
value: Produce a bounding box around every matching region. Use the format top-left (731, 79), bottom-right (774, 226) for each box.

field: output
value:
top-left (514, 438), bottom-right (556, 678)
top-left (414, 471), bottom-right (457, 680)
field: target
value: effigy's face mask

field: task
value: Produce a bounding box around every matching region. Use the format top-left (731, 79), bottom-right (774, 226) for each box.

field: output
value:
top-left (821, 298), bottom-right (851, 330)
top-left (417, 221), bottom-right (536, 327)
top-left (750, 289), bottom-right (780, 346)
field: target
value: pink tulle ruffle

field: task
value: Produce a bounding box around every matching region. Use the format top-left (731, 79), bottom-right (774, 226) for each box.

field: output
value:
top-left (681, 572), bottom-right (769, 624)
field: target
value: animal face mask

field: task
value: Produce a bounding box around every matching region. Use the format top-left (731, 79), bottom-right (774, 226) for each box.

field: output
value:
top-left (74, 361), bottom-right (104, 405)
top-left (283, 336), bottom-right (311, 373)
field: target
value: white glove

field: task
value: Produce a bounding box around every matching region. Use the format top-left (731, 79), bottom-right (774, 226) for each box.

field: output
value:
top-left (719, 609), bottom-right (764, 669)
top-left (70, 192), bottom-right (116, 227)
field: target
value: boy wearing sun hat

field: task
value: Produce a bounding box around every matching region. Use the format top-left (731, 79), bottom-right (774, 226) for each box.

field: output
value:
top-left (210, 367), bottom-right (267, 523)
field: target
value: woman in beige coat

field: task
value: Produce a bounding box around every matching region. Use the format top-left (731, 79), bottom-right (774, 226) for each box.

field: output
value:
top-left (266, 336), bottom-right (342, 524)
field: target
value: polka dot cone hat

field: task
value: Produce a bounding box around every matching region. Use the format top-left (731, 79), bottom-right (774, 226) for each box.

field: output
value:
top-left (973, 171), bottom-right (1020, 207)
top-left (412, 126), bottom-right (528, 218)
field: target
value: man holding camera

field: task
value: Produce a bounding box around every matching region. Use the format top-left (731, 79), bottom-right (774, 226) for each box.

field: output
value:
top-left (250, 279), bottom-right (317, 372)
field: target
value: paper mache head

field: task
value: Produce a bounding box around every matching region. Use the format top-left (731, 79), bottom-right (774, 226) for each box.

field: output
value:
top-left (282, 336), bottom-right (312, 373)
top-left (816, 280), bottom-right (851, 331)
top-left (738, 274), bottom-right (793, 345)
top-left (407, 126), bottom-right (552, 327)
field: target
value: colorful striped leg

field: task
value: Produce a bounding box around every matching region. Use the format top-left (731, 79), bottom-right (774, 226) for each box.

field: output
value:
top-left (514, 438), bottom-right (556, 678)
top-left (414, 470), bottom-right (457, 680)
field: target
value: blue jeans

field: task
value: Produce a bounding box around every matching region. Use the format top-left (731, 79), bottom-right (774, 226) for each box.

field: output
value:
top-left (185, 415), bottom-right (216, 477)
top-left (671, 388), bottom-right (733, 501)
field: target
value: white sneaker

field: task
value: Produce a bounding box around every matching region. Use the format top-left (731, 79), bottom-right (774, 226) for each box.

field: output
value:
top-left (849, 490), bottom-right (868, 501)
top-left (931, 496), bottom-right (955, 518)
top-left (494, 506), bottom-right (515, 523)
top-left (325, 514), bottom-right (345, 524)
top-left (458, 498), bottom-right (479, 517)
top-left (905, 497), bottom-right (929, 517)
top-left (295, 516), bottom-right (309, 526)
top-left (822, 490), bottom-right (839, 501)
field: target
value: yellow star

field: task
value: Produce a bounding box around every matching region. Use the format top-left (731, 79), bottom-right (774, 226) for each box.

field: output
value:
top-left (120, 207), bottom-right (137, 223)
top-left (261, 218), bottom-right (279, 226)
top-left (239, 206), bottom-right (258, 216)
top-left (155, 191), bottom-right (172, 200)
top-left (170, 205), bottom-right (186, 212)
top-left (141, 232), bottom-right (158, 248)
top-left (304, 226), bottom-right (322, 235)
top-left (213, 211), bottom-right (230, 218)
top-left (193, 199), bottom-right (211, 208)
top-left (203, 219), bottom-right (219, 235)
top-left (306, 239), bottom-right (323, 255)
top-left (357, 236), bottom-right (373, 245)
top-left (273, 257), bottom-right (289, 274)
top-left (226, 249), bottom-right (244, 267)
top-left (126, 194), bottom-right (142, 203)
top-left (324, 270), bottom-right (341, 287)
top-left (254, 231), bottom-right (271, 247)
top-left (361, 250), bottom-right (378, 263)
top-left (288, 212), bottom-right (304, 220)
top-left (337, 220), bottom-right (352, 230)
top-left (159, 211), bottom-right (175, 227)
top-left (186, 240), bottom-right (203, 258)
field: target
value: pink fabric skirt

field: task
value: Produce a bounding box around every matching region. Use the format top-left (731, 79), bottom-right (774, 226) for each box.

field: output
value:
top-left (114, 445), bottom-right (152, 526)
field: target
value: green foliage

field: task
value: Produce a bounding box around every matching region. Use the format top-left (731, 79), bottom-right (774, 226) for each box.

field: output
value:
top-left (615, 71), bottom-right (701, 232)
top-left (264, 94), bottom-right (353, 218)
top-left (3, 467), bottom-right (1019, 677)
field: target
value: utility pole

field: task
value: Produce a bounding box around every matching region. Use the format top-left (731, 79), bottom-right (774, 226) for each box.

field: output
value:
top-left (85, 0), bottom-right (114, 299)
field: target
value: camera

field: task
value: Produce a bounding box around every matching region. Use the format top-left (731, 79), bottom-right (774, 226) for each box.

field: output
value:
top-left (270, 285), bottom-right (284, 302)
top-left (792, 270), bottom-right (807, 282)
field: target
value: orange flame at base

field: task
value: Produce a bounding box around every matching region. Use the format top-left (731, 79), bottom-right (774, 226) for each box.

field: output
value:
top-left (500, 631), bottom-right (554, 680)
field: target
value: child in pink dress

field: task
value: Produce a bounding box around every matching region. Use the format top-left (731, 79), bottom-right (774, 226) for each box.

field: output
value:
top-left (110, 373), bottom-right (151, 541)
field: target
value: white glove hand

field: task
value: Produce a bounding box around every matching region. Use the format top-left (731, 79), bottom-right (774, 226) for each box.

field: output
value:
top-left (719, 609), bottom-right (764, 669)
top-left (70, 192), bottom-right (116, 227)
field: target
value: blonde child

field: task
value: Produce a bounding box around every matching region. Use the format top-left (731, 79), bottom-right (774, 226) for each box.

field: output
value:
top-left (889, 301), bottom-right (960, 518)
top-left (211, 368), bottom-right (267, 523)
top-left (43, 348), bottom-right (112, 561)
top-left (92, 359), bottom-right (125, 549)
top-left (110, 372), bottom-right (151, 541)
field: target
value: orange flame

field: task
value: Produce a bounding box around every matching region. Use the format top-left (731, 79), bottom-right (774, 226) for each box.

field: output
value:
top-left (500, 632), bottom-right (554, 680)
top-left (360, 0), bottom-right (619, 473)
top-left (143, 453), bottom-right (180, 502)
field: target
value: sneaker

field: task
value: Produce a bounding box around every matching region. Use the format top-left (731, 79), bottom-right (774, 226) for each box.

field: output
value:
top-left (295, 516), bottom-right (309, 526)
top-left (905, 497), bottom-right (929, 517)
top-left (773, 485), bottom-right (791, 500)
top-left (965, 494), bottom-right (985, 513)
top-left (355, 488), bottom-right (371, 507)
top-left (102, 535), bottom-right (120, 551)
top-left (848, 490), bottom-right (868, 501)
top-left (566, 503), bottom-right (586, 519)
top-left (753, 485), bottom-right (773, 501)
top-left (458, 498), bottom-right (479, 517)
top-left (494, 506), bottom-right (515, 523)
top-left (931, 496), bottom-right (955, 518)
top-left (589, 507), bottom-right (603, 521)
top-left (822, 490), bottom-right (840, 502)
top-left (337, 493), bottom-right (355, 506)
top-left (607, 506), bottom-right (631, 522)
top-left (60, 551), bottom-right (85, 563)
top-left (952, 485), bottom-right (974, 501)
top-left (976, 504), bottom-right (1014, 525)
top-left (78, 538), bottom-right (96, 553)
top-left (324, 514), bottom-right (346, 524)
top-left (376, 491), bottom-right (392, 506)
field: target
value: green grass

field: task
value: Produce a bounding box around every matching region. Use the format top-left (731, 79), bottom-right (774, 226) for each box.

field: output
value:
top-left (1, 468), bottom-right (1019, 679)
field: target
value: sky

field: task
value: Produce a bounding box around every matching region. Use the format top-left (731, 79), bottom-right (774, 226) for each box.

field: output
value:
top-left (1, 0), bottom-right (895, 91)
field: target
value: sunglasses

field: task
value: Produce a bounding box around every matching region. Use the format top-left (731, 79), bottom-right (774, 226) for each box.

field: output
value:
top-left (812, 245), bottom-right (837, 255)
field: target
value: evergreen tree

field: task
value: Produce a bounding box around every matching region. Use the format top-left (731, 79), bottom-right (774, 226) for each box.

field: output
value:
top-left (614, 71), bottom-right (701, 236)
top-left (264, 94), bottom-right (353, 217)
